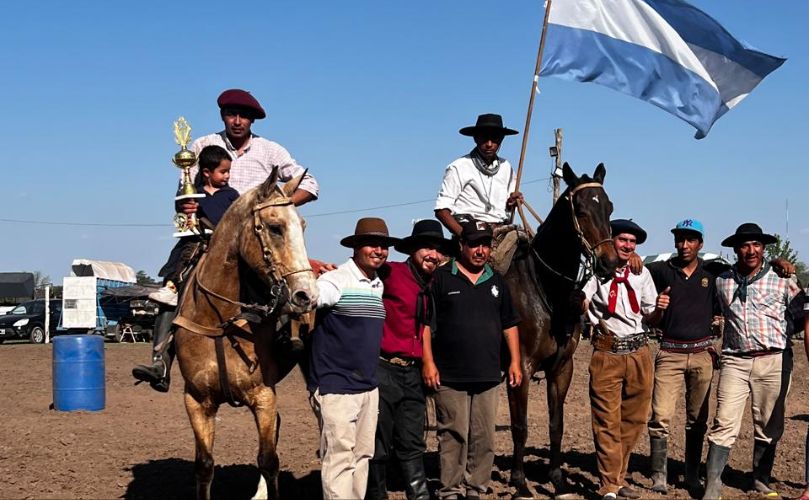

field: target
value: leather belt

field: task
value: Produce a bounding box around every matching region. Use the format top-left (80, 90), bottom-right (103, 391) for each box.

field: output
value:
top-left (380, 354), bottom-right (417, 367)
top-left (660, 338), bottom-right (714, 353)
top-left (592, 331), bottom-right (648, 354)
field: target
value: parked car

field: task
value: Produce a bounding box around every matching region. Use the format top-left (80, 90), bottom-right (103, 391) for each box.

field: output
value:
top-left (0, 299), bottom-right (62, 344)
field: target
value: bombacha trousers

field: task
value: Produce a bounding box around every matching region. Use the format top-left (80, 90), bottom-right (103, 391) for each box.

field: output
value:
top-left (311, 388), bottom-right (379, 500)
top-left (648, 349), bottom-right (714, 440)
top-left (589, 345), bottom-right (653, 496)
top-left (707, 350), bottom-right (792, 448)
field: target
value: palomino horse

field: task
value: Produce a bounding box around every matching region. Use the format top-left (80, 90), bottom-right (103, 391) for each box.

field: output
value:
top-left (173, 169), bottom-right (317, 500)
top-left (505, 163), bottom-right (618, 498)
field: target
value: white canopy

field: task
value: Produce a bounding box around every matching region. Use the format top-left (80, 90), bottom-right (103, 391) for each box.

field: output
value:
top-left (70, 259), bottom-right (137, 283)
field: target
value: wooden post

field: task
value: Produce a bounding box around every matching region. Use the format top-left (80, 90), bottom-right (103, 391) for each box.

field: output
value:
top-left (552, 128), bottom-right (563, 204)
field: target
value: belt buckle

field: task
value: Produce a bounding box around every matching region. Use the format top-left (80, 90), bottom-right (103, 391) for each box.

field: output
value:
top-left (385, 356), bottom-right (411, 367)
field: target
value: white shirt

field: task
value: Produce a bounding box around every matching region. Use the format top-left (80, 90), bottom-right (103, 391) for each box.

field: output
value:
top-left (434, 154), bottom-right (516, 223)
top-left (316, 259), bottom-right (383, 308)
top-left (188, 132), bottom-right (319, 197)
top-left (583, 266), bottom-right (657, 338)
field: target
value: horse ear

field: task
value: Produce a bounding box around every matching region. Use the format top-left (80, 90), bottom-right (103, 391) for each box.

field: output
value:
top-left (257, 167), bottom-right (280, 202)
top-left (593, 163), bottom-right (606, 184)
top-left (282, 169), bottom-right (308, 199)
top-left (562, 162), bottom-right (578, 187)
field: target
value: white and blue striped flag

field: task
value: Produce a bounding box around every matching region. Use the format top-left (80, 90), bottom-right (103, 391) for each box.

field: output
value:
top-left (539, 0), bottom-right (786, 138)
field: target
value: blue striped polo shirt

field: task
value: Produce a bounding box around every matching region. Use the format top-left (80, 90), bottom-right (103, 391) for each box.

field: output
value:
top-left (308, 259), bottom-right (386, 395)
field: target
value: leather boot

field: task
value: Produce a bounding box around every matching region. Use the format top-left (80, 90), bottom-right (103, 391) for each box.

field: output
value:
top-left (701, 443), bottom-right (730, 500)
top-left (685, 430), bottom-right (705, 494)
top-left (650, 437), bottom-right (668, 493)
top-left (400, 458), bottom-right (429, 500)
top-left (132, 308), bottom-right (176, 392)
top-left (752, 440), bottom-right (778, 496)
top-left (365, 461), bottom-right (388, 500)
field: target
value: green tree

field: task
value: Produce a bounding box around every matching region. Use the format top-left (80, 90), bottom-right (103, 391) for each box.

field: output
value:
top-left (766, 234), bottom-right (809, 285)
top-left (136, 270), bottom-right (158, 286)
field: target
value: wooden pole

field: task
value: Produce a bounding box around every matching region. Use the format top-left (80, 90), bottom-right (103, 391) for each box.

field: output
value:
top-left (513, 0), bottom-right (554, 196)
top-left (552, 128), bottom-right (563, 204)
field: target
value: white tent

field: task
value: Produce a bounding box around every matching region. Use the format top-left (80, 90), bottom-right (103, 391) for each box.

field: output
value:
top-left (69, 259), bottom-right (137, 283)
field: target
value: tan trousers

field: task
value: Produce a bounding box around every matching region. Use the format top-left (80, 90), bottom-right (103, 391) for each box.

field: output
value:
top-left (433, 383), bottom-right (499, 498)
top-left (589, 345), bottom-right (653, 496)
top-left (648, 349), bottom-right (714, 440)
top-left (707, 350), bottom-right (793, 448)
top-left (312, 388), bottom-right (379, 500)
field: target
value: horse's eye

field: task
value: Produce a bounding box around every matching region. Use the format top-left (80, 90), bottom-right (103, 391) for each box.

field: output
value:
top-left (268, 224), bottom-right (284, 236)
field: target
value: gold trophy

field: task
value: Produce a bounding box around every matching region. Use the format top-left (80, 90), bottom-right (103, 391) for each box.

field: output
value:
top-left (171, 117), bottom-right (206, 238)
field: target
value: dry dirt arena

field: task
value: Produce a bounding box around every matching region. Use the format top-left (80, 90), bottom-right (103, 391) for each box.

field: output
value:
top-left (2, 339), bottom-right (809, 499)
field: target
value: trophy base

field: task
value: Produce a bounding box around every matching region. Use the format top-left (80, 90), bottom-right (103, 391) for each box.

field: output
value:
top-left (175, 193), bottom-right (206, 201)
top-left (173, 229), bottom-right (214, 238)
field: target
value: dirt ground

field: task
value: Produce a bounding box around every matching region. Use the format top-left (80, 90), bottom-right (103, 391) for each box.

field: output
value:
top-left (1, 339), bottom-right (808, 500)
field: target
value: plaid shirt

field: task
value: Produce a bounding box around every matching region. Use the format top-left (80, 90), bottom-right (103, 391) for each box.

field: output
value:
top-left (188, 132), bottom-right (319, 197)
top-left (716, 266), bottom-right (804, 354)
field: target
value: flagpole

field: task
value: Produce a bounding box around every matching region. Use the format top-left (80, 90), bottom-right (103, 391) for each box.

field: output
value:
top-left (510, 0), bottom-right (553, 223)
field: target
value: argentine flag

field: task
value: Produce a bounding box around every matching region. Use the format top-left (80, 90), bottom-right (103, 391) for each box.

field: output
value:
top-left (539, 0), bottom-right (786, 138)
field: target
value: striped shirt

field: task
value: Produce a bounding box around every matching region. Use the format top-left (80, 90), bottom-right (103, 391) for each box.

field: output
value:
top-left (308, 259), bottom-right (385, 395)
top-left (716, 266), bottom-right (804, 354)
top-left (188, 132), bottom-right (319, 197)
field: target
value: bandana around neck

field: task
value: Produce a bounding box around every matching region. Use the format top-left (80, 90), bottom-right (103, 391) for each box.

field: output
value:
top-left (608, 267), bottom-right (640, 315)
top-left (470, 148), bottom-right (501, 177)
top-left (731, 263), bottom-right (770, 303)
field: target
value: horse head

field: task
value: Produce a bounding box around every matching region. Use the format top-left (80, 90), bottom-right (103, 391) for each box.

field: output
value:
top-left (560, 162), bottom-right (619, 279)
top-left (236, 168), bottom-right (318, 314)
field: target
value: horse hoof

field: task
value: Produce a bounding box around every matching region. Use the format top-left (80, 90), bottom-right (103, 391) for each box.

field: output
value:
top-left (512, 484), bottom-right (535, 499)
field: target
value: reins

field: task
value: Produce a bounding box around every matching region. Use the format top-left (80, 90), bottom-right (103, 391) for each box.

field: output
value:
top-left (533, 181), bottom-right (611, 287)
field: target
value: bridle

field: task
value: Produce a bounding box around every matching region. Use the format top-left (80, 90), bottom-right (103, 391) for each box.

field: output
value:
top-left (533, 181), bottom-right (613, 286)
top-left (195, 191), bottom-right (312, 322)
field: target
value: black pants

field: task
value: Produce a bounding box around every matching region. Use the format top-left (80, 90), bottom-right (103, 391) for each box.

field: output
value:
top-left (373, 359), bottom-right (426, 463)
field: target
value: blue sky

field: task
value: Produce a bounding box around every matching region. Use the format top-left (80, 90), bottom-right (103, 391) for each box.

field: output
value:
top-left (1, 1), bottom-right (807, 283)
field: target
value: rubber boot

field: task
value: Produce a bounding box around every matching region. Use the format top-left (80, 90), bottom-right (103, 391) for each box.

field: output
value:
top-left (685, 430), bottom-right (705, 495)
top-left (132, 308), bottom-right (176, 392)
top-left (650, 437), bottom-right (668, 494)
top-left (701, 443), bottom-right (730, 500)
top-left (365, 461), bottom-right (388, 500)
top-left (752, 440), bottom-right (778, 497)
top-left (400, 457), bottom-right (430, 500)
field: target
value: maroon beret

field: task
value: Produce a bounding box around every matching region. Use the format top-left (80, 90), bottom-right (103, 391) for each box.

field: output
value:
top-left (217, 89), bottom-right (266, 120)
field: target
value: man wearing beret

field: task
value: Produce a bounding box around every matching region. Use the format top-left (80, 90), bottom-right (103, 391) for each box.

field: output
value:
top-left (435, 113), bottom-right (523, 238)
top-left (645, 218), bottom-right (721, 495)
top-left (581, 219), bottom-right (668, 500)
top-left (701, 223), bottom-right (805, 500)
top-left (308, 217), bottom-right (399, 500)
top-left (366, 219), bottom-right (452, 500)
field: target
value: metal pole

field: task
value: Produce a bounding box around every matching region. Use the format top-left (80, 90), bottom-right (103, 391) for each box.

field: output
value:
top-left (552, 128), bottom-right (563, 204)
top-left (45, 285), bottom-right (51, 344)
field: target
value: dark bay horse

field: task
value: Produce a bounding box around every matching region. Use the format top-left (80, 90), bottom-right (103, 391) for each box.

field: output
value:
top-left (173, 169), bottom-right (317, 500)
top-left (505, 163), bottom-right (618, 498)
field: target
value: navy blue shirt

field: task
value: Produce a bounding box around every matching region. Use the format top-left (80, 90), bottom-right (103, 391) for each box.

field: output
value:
top-left (197, 185), bottom-right (239, 226)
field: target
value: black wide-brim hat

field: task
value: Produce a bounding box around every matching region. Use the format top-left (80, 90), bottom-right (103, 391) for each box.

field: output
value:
top-left (459, 113), bottom-right (519, 137)
top-left (610, 219), bottom-right (647, 245)
top-left (721, 222), bottom-right (777, 247)
top-left (340, 217), bottom-right (401, 248)
top-left (394, 219), bottom-right (452, 255)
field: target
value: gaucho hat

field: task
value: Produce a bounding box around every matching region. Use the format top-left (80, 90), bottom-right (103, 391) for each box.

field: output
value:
top-left (394, 219), bottom-right (452, 255)
top-left (459, 113), bottom-right (519, 137)
top-left (340, 217), bottom-right (401, 249)
top-left (217, 89), bottom-right (266, 120)
top-left (721, 222), bottom-right (777, 248)
top-left (610, 219), bottom-right (647, 245)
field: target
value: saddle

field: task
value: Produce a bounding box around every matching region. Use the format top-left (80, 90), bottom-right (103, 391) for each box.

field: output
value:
top-left (490, 225), bottom-right (530, 276)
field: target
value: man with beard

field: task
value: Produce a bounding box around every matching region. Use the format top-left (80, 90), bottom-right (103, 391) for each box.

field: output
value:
top-left (646, 219), bottom-right (721, 495)
top-left (422, 221), bottom-right (522, 500)
top-left (702, 223), bottom-right (805, 500)
top-left (435, 114), bottom-right (523, 238)
top-left (581, 219), bottom-right (668, 500)
top-left (365, 219), bottom-right (452, 500)
top-left (308, 217), bottom-right (400, 500)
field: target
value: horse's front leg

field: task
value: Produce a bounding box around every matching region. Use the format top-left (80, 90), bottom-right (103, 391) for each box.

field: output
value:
top-left (507, 368), bottom-right (533, 499)
top-left (546, 358), bottom-right (575, 499)
top-left (184, 391), bottom-right (218, 500)
top-left (250, 387), bottom-right (280, 500)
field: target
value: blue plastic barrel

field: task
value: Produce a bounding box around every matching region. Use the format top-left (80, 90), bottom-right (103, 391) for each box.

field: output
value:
top-left (52, 335), bottom-right (105, 411)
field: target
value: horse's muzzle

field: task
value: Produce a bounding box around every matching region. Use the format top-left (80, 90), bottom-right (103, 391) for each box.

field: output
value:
top-left (289, 289), bottom-right (315, 310)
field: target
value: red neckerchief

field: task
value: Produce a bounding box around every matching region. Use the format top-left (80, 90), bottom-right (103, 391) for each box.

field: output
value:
top-left (608, 267), bottom-right (639, 314)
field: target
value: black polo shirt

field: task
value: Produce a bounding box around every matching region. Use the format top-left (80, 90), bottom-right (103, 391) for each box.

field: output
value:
top-left (647, 258), bottom-right (719, 342)
top-left (429, 260), bottom-right (520, 385)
